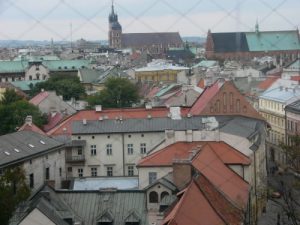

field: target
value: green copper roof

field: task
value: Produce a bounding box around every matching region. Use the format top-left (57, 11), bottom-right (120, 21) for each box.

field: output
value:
top-left (10, 80), bottom-right (43, 91)
top-left (245, 30), bottom-right (300, 52)
top-left (14, 55), bottom-right (60, 61)
top-left (42, 60), bottom-right (90, 71)
top-left (0, 61), bottom-right (28, 73)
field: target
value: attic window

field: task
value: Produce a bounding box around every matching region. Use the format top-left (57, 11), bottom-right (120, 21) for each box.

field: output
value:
top-left (14, 148), bottom-right (20, 153)
top-left (58, 66), bottom-right (62, 69)
top-left (64, 66), bottom-right (68, 69)
top-left (4, 151), bottom-right (10, 156)
top-left (81, 66), bottom-right (85, 69)
top-left (40, 140), bottom-right (46, 145)
top-left (72, 66), bottom-right (75, 69)
top-left (28, 144), bottom-right (35, 148)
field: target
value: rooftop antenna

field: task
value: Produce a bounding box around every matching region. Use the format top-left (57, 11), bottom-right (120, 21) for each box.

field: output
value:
top-left (70, 23), bottom-right (73, 50)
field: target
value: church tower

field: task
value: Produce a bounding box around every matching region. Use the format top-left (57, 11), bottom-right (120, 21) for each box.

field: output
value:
top-left (108, 0), bottom-right (122, 49)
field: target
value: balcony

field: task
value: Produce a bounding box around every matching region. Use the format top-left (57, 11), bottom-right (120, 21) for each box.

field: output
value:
top-left (66, 155), bottom-right (85, 163)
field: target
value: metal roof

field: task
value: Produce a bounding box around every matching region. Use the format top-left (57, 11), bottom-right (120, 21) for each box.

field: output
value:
top-left (10, 80), bottom-right (43, 91)
top-left (72, 117), bottom-right (206, 134)
top-left (245, 30), bottom-right (300, 52)
top-left (0, 131), bottom-right (64, 168)
top-left (42, 60), bottom-right (90, 71)
top-left (0, 60), bottom-right (28, 73)
top-left (73, 177), bottom-right (139, 190)
top-left (260, 87), bottom-right (300, 103)
top-left (59, 190), bottom-right (148, 225)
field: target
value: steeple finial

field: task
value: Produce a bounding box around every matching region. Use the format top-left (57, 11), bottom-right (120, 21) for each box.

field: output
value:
top-left (255, 19), bottom-right (259, 34)
top-left (111, 0), bottom-right (114, 14)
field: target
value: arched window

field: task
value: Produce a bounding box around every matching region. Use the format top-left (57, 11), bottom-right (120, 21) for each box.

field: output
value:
top-left (36, 73), bottom-right (40, 80)
top-left (160, 191), bottom-right (169, 201)
top-left (149, 191), bottom-right (158, 203)
top-left (29, 75), bottom-right (32, 81)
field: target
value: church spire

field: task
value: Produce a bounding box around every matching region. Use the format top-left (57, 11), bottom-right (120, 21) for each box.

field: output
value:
top-left (111, 0), bottom-right (115, 15)
top-left (255, 19), bottom-right (259, 34)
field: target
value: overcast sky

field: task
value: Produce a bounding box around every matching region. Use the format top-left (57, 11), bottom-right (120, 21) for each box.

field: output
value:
top-left (0, 0), bottom-right (299, 41)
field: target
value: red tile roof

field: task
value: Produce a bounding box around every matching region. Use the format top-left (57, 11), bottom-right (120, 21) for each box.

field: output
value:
top-left (18, 123), bottom-right (46, 135)
top-left (190, 80), bottom-right (222, 115)
top-left (47, 107), bottom-right (190, 136)
top-left (163, 180), bottom-right (226, 225)
top-left (43, 112), bottom-right (64, 132)
top-left (291, 76), bottom-right (300, 81)
top-left (29, 91), bottom-right (49, 105)
top-left (163, 175), bottom-right (244, 225)
top-left (190, 80), bottom-right (264, 121)
top-left (138, 141), bottom-right (250, 167)
top-left (257, 76), bottom-right (279, 90)
top-left (192, 144), bottom-right (250, 208)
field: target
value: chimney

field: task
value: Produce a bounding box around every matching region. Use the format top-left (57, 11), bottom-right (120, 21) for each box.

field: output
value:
top-left (169, 106), bottom-right (181, 120)
top-left (82, 119), bottom-right (87, 125)
top-left (279, 86), bottom-right (283, 91)
top-left (25, 115), bottom-right (32, 126)
top-left (95, 105), bottom-right (102, 112)
top-left (172, 160), bottom-right (192, 190)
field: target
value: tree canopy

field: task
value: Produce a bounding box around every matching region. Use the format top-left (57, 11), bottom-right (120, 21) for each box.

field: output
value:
top-left (0, 167), bottom-right (31, 225)
top-left (86, 77), bottom-right (140, 108)
top-left (30, 75), bottom-right (85, 100)
top-left (0, 90), bottom-right (46, 135)
top-left (280, 135), bottom-right (300, 172)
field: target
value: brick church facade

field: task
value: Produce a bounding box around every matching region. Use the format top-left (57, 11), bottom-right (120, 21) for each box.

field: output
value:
top-left (108, 2), bottom-right (183, 57)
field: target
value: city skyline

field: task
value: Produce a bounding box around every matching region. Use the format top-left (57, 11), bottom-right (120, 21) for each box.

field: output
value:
top-left (0, 0), bottom-right (299, 41)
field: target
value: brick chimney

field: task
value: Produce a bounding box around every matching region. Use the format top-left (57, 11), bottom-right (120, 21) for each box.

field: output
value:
top-left (25, 115), bottom-right (32, 126)
top-left (172, 160), bottom-right (192, 190)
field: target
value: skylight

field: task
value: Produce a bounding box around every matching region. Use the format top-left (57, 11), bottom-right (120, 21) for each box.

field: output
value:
top-left (14, 148), bottom-right (20, 153)
top-left (4, 151), bottom-right (10, 156)
top-left (40, 140), bottom-right (45, 145)
top-left (28, 144), bottom-right (35, 148)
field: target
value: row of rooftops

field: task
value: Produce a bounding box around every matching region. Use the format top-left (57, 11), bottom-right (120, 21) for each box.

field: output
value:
top-left (0, 59), bottom-right (91, 73)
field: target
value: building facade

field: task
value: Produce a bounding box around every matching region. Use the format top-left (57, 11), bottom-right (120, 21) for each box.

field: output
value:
top-left (0, 131), bottom-right (66, 190)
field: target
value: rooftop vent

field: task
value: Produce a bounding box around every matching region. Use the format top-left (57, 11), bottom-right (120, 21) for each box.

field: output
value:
top-left (4, 151), bottom-right (10, 156)
top-left (14, 148), bottom-right (20, 153)
top-left (145, 103), bottom-right (152, 109)
top-left (147, 114), bottom-right (152, 119)
top-left (99, 116), bottom-right (104, 121)
top-left (187, 113), bottom-right (192, 118)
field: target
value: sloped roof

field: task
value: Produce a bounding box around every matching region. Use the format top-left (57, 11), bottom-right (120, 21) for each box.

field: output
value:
top-left (10, 80), bottom-right (43, 91)
top-left (0, 131), bottom-right (63, 168)
top-left (138, 141), bottom-right (250, 167)
top-left (18, 122), bottom-right (46, 135)
top-left (43, 112), bottom-right (64, 132)
top-left (0, 60), bottom-right (28, 73)
top-left (192, 143), bottom-right (250, 208)
top-left (122, 32), bottom-right (183, 48)
top-left (42, 60), bottom-right (90, 71)
top-left (189, 80), bottom-right (222, 115)
top-left (29, 91), bottom-right (49, 105)
top-left (78, 68), bottom-right (103, 83)
top-left (260, 87), bottom-right (300, 103)
top-left (163, 179), bottom-right (226, 225)
top-left (257, 76), bottom-right (279, 90)
top-left (245, 30), bottom-right (300, 51)
top-left (211, 32), bottom-right (249, 53)
top-left (59, 190), bottom-right (147, 225)
top-left (190, 80), bottom-right (264, 121)
top-left (47, 107), bottom-right (190, 136)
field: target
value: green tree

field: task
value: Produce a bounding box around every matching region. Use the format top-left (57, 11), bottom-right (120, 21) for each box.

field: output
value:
top-left (31, 75), bottom-right (85, 100)
top-left (0, 90), bottom-right (47, 135)
top-left (0, 167), bottom-right (31, 225)
top-left (87, 77), bottom-right (140, 108)
top-left (280, 135), bottom-right (300, 172)
top-left (1, 89), bottom-right (23, 105)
